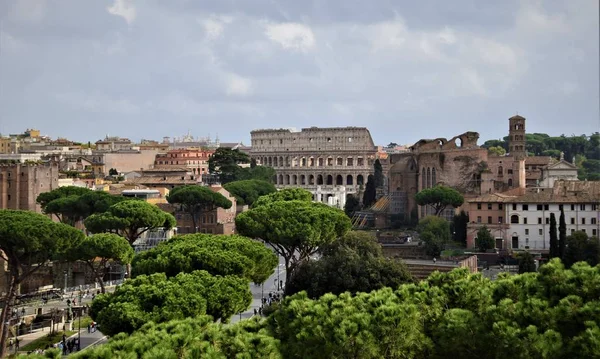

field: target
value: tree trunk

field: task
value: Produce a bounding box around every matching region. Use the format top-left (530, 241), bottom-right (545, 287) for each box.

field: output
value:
top-left (283, 255), bottom-right (293, 285)
top-left (191, 210), bottom-right (198, 233)
top-left (0, 273), bottom-right (17, 358)
top-left (87, 262), bottom-right (106, 294)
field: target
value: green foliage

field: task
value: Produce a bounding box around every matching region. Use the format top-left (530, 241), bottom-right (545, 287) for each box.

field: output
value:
top-left (252, 188), bottom-right (313, 207)
top-left (362, 174), bottom-right (377, 207)
top-left (487, 146), bottom-right (507, 156)
top-left (84, 200), bottom-right (176, 245)
top-left (207, 148), bottom-right (252, 184)
top-left (71, 233), bottom-right (134, 293)
top-left (475, 226), bottom-right (495, 252)
top-left (132, 234), bottom-right (278, 284)
top-left (285, 231), bottom-right (412, 298)
top-left (415, 185), bottom-right (464, 216)
top-left (559, 208), bottom-right (567, 258)
top-left (0, 210), bottom-right (85, 357)
top-left (223, 179), bottom-right (276, 206)
top-left (417, 215), bottom-right (451, 257)
top-left (236, 200), bottom-right (351, 283)
top-left (374, 159), bottom-right (384, 188)
top-left (108, 168), bottom-right (118, 176)
top-left (549, 213), bottom-right (559, 258)
top-left (69, 317), bottom-right (280, 359)
top-left (563, 231), bottom-right (600, 268)
top-left (166, 185), bottom-right (232, 231)
top-left (518, 251), bottom-right (537, 273)
top-left (90, 271), bottom-right (252, 335)
top-left (36, 187), bottom-right (126, 226)
top-left (344, 194), bottom-right (361, 218)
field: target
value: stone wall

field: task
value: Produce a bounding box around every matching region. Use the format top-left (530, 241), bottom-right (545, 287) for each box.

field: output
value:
top-left (0, 162), bottom-right (60, 212)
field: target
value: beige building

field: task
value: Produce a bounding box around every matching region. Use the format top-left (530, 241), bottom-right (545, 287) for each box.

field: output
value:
top-left (0, 161), bottom-right (60, 212)
top-left (250, 127), bottom-right (377, 207)
top-left (95, 136), bottom-right (133, 151)
top-left (154, 148), bottom-right (214, 181)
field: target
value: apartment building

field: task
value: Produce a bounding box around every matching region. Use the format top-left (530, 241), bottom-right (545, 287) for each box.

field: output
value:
top-left (467, 180), bottom-right (600, 251)
top-left (154, 148), bottom-right (214, 181)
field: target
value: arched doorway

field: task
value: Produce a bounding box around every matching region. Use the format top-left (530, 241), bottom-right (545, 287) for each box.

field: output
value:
top-left (346, 175), bottom-right (353, 185)
top-left (336, 175), bottom-right (343, 185)
top-left (317, 175), bottom-right (324, 185)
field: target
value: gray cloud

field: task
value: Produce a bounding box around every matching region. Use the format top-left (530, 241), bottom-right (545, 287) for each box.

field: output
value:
top-left (0, 0), bottom-right (597, 145)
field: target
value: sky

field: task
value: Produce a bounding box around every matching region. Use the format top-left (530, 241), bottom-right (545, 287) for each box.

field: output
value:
top-left (0, 0), bottom-right (598, 146)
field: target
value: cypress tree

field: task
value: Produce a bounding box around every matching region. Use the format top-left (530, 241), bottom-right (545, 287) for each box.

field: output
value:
top-left (362, 175), bottom-right (377, 208)
top-left (559, 207), bottom-right (567, 259)
top-left (374, 159), bottom-right (384, 188)
top-left (549, 213), bottom-right (559, 258)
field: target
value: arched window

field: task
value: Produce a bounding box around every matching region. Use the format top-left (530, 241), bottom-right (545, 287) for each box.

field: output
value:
top-left (309, 175), bottom-right (315, 185)
top-left (278, 174), bottom-right (283, 184)
top-left (285, 175), bottom-right (290, 185)
top-left (498, 166), bottom-right (503, 175)
top-left (508, 178), bottom-right (513, 187)
top-left (346, 175), bottom-right (353, 185)
top-left (273, 157), bottom-right (278, 167)
top-left (432, 168), bottom-right (436, 187)
top-left (317, 175), bottom-right (323, 185)
top-left (357, 175), bottom-right (364, 186)
top-left (292, 175), bottom-right (297, 185)
top-left (336, 175), bottom-right (343, 185)
top-left (300, 175), bottom-right (306, 185)
top-left (422, 168), bottom-right (426, 189)
top-left (427, 168), bottom-right (431, 188)
top-left (511, 215), bottom-right (519, 224)
top-left (327, 175), bottom-right (333, 185)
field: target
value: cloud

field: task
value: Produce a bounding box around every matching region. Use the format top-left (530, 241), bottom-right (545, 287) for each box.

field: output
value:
top-left (54, 92), bottom-right (140, 115)
top-left (265, 22), bottom-right (316, 52)
top-left (200, 14), bottom-right (234, 40)
top-left (10, 0), bottom-right (46, 23)
top-left (107, 0), bottom-right (136, 25)
top-left (224, 73), bottom-right (253, 96)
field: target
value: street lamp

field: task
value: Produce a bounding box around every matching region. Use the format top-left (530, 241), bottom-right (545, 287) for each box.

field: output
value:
top-left (77, 311), bottom-right (81, 351)
top-left (63, 270), bottom-right (68, 295)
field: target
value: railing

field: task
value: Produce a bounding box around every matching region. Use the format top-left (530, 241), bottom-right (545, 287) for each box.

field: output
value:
top-left (65, 279), bottom-right (124, 294)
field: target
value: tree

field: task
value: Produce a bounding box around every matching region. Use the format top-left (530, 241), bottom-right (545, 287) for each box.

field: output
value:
top-left (84, 200), bottom-right (176, 277)
top-left (285, 231), bottom-right (412, 298)
top-left (452, 211), bottom-right (469, 245)
top-left (36, 185), bottom-right (91, 209)
top-left (236, 200), bottom-right (351, 283)
top-left (387, 142), bottom-right (398, 148)
top-left (563, 231), bottom-right (600, 268)
top-left (71, 233), bottom-right (134, 293)
top-left (549, 213), bottom-right (559, 258)
top-left (518, 251), bottom-right (537, 273)
top-left (475, 226), bottom-right (495, 252)
top-left (208, 148), bottom-right (251, 184)
top-left (559, 207), bottom-right (567, 258)
top-left (108, 168), bottom-right (118, 176)
top-left (417, 215), bottom-right (451, 256)
top-left (487, 146), bottom-right (507, 156)
top-left (415, 185), bottom-right (464, 216)
top-left (252, 188), bottom-right (313, 207)
top-left (38, 189), bottom-right (126, 227)
top-left (90, 271), bottom-right (252, 335)
top-left (166, 185), bottom-right (232, 232)
top-left (362, 174), bottom-right (377, 208)
top-left (132, 234), bottom-right (278, 284)
top-left (223, 180), bottom-right (276, 207)
top-left (374, 159), bottom-right (384, 188)
top-left (344, 194), bottom-right (361, 218)
top-left (0, 210), bottom-right (85, 356)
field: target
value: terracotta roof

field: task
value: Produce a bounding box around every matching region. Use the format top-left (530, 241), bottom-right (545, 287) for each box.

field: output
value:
top-left (468, 180), bottom-right (600, 204)
top-left (127, 176), bottom-right (198, 185)
top-left (525, 156), bottom-right (553, 165)
top-left (143, 167), bottom-right (190, 172)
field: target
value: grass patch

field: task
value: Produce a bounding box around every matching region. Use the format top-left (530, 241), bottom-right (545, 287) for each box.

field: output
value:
top-left (72, 316), bottom-right (93, 330)
top-left (20, 330), bottom-right (76, 352)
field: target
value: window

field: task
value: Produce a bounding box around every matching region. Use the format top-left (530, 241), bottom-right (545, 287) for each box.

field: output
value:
top-left (525, 229), bottom-right (529, 235)
top-left (487, 216), bottom-right (492, 224)
top-left (537, 204), bottom-right (543, 211)
top-left (538, 218), bottom-right (542, 224)
top-left (498, 204), bottom-right (503, 210)
top-left (488, 203), bottom-right (492, 210)
top-left (523, 217), bottom-right (528, 224)
top-left (512, 204), bottom-right (517, 210)
top-left (7, 195), bottom-right (10, 201)
top-left (571, 204), bottom-right (575, 211)
top-left (538, 229), bottom-right (543, 235)
top-left (592, 218), bottom-right (597, 225)
top-left (571, 229), bottom-right (575, 234)
top-left (498, 216), bottom-right (503, 223)
top-left (580, 204), bottom-right (586, 211)
top-left (523, 204), bottom-right (529, 211)
top-left (594, 229), bottom-right (597, 236)
top-left (545, 217), bottom-right (550, 224)
top-left (544, 204), bottom-right (549, 211)
top-left (511, 215), bottom-right (519, 224)
top-left (593, 204), bottom-right (597, 211)
top-left (507, 169), bottom-right (513, 174)
top-left (477, 203), bottom-right (481, 210)
top-left (582, 218), bottom-right (586, 224)
top-left (559, 204), bottom-right (563, 210)
top-left (477, 216), bottom-right (482, 223)
top-left (571, 218), bottom-right (575, 224)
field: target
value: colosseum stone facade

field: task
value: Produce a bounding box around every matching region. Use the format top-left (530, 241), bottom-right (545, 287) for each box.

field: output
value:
top-left (250, 127), bottom-right (377, 207)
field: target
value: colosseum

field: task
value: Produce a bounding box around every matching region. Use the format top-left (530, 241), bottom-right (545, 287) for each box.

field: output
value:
top-left (250, 127), bottom-right (377, 207)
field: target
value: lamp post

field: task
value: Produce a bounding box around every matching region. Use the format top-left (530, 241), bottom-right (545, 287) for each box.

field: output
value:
top-left (77, 311), bottom-right (81, 351)
top-left (63, 270), bottom-right (68, 295)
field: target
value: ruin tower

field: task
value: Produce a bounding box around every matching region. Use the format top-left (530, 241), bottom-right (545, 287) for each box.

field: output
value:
top-left (508, 115), bottom-right (527, 159)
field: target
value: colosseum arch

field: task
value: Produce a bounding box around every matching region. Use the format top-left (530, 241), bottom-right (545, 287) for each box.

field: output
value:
top-left (268, 157), bottom-right (272, 167)
top-left (346, 175), bottom-right (353, 185)
top-left (336, 157), bottom-right (343, 166)
top-left (292, 175), bottom-right (298, 185)
top-left (301, 157), bottom-right (307, 167)
top-left (309, 157), bottom-right (315, 167)
top-left (336, 175), bottom-right (343, 185)
top-left (432, 168), bottom-right (436, 186)
top-left (422, 167), bottom-right (426, 189)
top-left (318, 157), bottom-right (324, 166)
top-left (308, 174), bottom-right (314, 185)
top-left (285, 156), bottom-right (290, 166)
top-left (317, 174), bottom-right (324, 185)
top-left (357, 174), bottom-right (364, 186)
top-left (278, 174), bottom-right (283, 184)
top-left (427, 168), bottom-right (431, 188)
top-left (285, 174), bottom-right (290, 185)
top-left (327, 175), bottom-right (333, 185)
top-left (274, 157), bottom-right (278, 167)
top-left (300, 175), bottom-right (306, 185)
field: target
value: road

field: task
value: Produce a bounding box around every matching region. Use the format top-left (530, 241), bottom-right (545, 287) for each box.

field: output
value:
top-left (231, 251), bottom-right (286, 323)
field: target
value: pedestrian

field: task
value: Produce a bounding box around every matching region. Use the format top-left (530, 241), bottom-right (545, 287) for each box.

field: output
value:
top-left (87, 323), bottom-right (91, 333)
top-left (15, 337), bottom-right (19, 351)
top-left (253, 308), bottom-right (258, 316)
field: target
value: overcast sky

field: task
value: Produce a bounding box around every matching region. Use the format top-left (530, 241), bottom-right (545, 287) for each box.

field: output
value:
top-left (0, 0), bottom-right (598, 146)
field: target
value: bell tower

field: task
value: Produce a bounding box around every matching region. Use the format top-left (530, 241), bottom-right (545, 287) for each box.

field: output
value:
top-left (508, 114), bottom-right (526, 159)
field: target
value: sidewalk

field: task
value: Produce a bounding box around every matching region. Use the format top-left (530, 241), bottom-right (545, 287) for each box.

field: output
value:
top-left (10, 327), bottom-right (107, 355)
